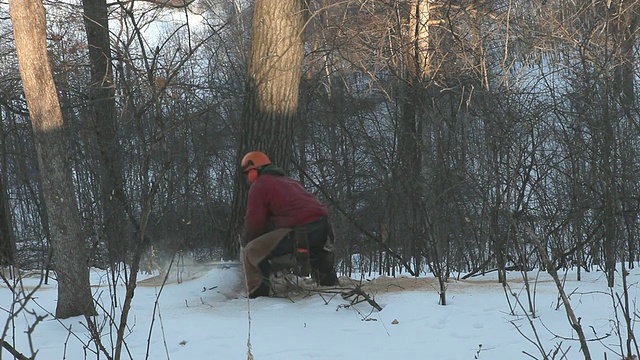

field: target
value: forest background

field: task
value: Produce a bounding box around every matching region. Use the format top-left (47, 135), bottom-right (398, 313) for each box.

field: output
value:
top-left (0, 0), bottom-right (639, 322)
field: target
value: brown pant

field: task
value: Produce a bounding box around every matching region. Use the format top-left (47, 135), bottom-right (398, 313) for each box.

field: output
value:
top-left (243, 218), bottom-right (338, 295)
top-left (243, 228), bottom-right (292, 295)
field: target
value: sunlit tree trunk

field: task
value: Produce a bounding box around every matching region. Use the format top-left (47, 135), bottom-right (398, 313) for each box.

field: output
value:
top-left (9, 0), bottom-right (96, 318)
top-left (404, 0), bottom-right (428, 269)
top-left (225, 0), bottom-right (306, 258)
top-left (391, 0), bottom-right (433, 275)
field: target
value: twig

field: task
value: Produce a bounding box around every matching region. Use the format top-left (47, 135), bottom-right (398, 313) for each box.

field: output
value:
top-left (243, 261), bottom-right (254, 360)
top-left (84, 316), bottom-right (113, 360)
top-left (505, 281), bottom-right (550, 359)
top-left (526, 226), bottom-right (592, 360)
top-left (145, 255), bottom-right (176, 360)
top-left (156, 300), bottom-right (171, 360)
top-left (1, 340), bottom-right (30, 360)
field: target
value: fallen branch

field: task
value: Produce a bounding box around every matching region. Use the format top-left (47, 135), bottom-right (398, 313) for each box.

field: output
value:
top-left (341, 285), bottom-right (383, 311)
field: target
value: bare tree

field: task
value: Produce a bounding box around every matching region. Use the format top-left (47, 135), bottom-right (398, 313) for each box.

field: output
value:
top-left (82, 0), bottom-right (134, 265)
top-left (225, 0), bottom-right (307, 258)
top-left (9, 0), bottom-right (96, 318)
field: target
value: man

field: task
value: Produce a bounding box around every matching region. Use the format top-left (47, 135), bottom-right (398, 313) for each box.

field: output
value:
top-left (240, 151), bottom-right (339, 298)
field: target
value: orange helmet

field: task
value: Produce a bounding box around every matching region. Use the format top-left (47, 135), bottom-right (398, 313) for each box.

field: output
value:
top-left (241, 151), bottom-right (271, 172)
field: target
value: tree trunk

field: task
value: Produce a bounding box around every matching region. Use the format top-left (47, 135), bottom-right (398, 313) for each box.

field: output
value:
top-left (9, 0), bottom-right (96, 318)
top-left (388, 0), bottom-right (427, 274)
top-left (0, 110), bottom-right (14, 266)
top-left (82, 0), bottom-right (133, 265)
top-left (614, 0), bottom-right (638, 271)
top-left (224, 0), bottom-right (306, 259)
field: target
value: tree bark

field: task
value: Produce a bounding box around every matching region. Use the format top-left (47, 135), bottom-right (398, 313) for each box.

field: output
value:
top-left (0, 109), bottom-right (14, 266)
top-left (224, 0), bottom-right (306, 259)
top-left (82, 0), bottom-right (133, 264)
top-left (9, 0), bottom-right (96, 318)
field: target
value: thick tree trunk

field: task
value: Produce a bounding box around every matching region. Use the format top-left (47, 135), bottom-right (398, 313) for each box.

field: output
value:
top-left (393, 0), bottom-right (430, 274)
top-left (9, 0), bottom-right (96, 318)
top-left (225, 0), bottom-right (306, 259)
top-left (408, 0), bottom-right (430, 271)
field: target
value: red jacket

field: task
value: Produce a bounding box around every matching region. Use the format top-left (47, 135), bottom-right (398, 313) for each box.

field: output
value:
top-left (243, 174), bottom-right (329, 243)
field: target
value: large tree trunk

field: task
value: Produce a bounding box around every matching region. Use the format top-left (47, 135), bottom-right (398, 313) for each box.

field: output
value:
top-left (404, 0), bottom-right (430, 272)
top-left (224, 0), bottom-right (306, 259)
top-left (82, 0), bottom-right (133, 265)
top-left (391, 0), bottom-right (431, 274)
top-left (9, 0), bottom-right (96, 318)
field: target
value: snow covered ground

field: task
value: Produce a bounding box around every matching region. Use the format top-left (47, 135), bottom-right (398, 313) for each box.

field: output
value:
top-left (1, 261), bottom-right (638, 359)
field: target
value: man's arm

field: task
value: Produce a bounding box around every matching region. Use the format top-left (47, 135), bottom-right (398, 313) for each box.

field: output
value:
top-left (243, 182), bottom-right (269, 244)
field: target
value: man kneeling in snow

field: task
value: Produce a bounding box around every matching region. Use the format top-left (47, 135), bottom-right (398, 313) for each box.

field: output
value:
top-left (239, 151), bottom-right (339, 298)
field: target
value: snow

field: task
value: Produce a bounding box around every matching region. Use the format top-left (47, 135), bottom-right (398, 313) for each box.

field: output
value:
top-left (1, 262), bottom-right (638, 359)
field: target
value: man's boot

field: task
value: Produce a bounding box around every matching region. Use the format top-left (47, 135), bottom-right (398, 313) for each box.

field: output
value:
top-left (249, 282), bottom-right (270, 298)
top-left (249, 261), bottom-right (271, 298)
top-left (314, 250), bottom-right (338, 286)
